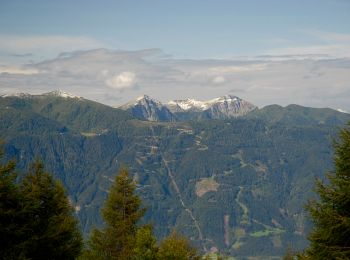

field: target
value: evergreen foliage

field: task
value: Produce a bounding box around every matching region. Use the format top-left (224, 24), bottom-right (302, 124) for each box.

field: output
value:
top-left (20, 161), bottom-right (83, 259)
top-left (0, 151), bottom-right (25, 259)
top-left (83, 168), bottom-right (202, 260)
top-left (0, 156), bottom-right (82, 259)
top-left (133, 224), bottom-right (158, 260)
top-left (85, 168), bottom-right (145, 259)
top-left (156, 231), bottom-right (200, 260)
top-left (303, 123), bottom-right (350, 259)
top-left (283, 246), bottom-right (297, 260)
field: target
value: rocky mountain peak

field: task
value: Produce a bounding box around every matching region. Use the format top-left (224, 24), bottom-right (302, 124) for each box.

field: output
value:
top-left (205, 95), bottom-right (256, 119)
top-left (166, 94), bottom-right (256, 119)
top-left (119, 94), bottom-right (175, 122)
top-left (120, 94), bottom-right (256, 121)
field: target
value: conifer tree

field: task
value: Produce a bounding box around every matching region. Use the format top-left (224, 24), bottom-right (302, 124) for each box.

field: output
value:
top-left (133, 224), bottom-right (158, 260)
top-left (20, 161), bottom-right (82, 259)
top-left (86, 168), bottom-right (145, 259)
top-left (303, 123), bottom-right (350, 259)
top-left (156, 231), bottom-right (200, 260)
top-left (0, 152), bottom-right (25, 259)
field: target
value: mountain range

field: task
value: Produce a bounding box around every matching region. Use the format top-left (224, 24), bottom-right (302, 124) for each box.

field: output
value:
top-left (1, 90), bottom-right (349, 259)
top-left (119, 94), bottom-right (257, 121)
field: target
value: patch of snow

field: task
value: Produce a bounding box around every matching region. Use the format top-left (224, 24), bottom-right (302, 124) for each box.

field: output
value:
top-left (167, 95), bottom-right (243, 111)
top-left (1, 90), bottom-right (82, 99)
top-left (337, 108), bottom-right (348, 114)
top-left (169, 99), bottom-right (209, 111)
top-left (1, 92), bottom-right (32, 98)
top-left (207, 95), bottom-right (239, 104)
top-left (43, 90), bottom-right (81, 98)
top-left (134, 94), bottom-right (162, 106)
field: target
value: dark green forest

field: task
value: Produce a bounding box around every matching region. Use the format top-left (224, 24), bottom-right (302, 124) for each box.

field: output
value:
top-left (0, 159), bottom-right (82, 259)
top-left (0, 159), bottom-right (200, 259)
top-left (1, 95), bottom-right (350, 259)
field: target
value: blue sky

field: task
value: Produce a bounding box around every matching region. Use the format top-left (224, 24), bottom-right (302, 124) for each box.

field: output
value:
top-left (1, 0), bottom-right (350, 58)
top-left (0, 0), bottom-right (350, 111)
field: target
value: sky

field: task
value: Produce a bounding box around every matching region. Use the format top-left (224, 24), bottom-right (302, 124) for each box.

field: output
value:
top-left (0, 0), bottom-right (350, 111)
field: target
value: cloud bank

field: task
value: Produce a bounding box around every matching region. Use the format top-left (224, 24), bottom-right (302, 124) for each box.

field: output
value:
top-left (0, 47), bottom-right (349, 112)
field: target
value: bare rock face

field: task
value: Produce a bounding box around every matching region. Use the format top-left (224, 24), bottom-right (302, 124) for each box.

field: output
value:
top-left (120, 94), bottom-right (256, 121)
top-left (120, 95), bottom-right (175, 122)
top-left (204, 95), bottom-right (257, 119)
top-left (167, 95), bottom-right (257, 120)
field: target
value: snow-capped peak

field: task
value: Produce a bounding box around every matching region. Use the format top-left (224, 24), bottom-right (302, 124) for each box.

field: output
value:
top-left (166, 94), bottom-right (256, 119)
top-left (120, 94), bottom-right (163, 110)
top-left (135, 94), bottom-right (161, 104)
top-left (167, 95), bottom-right (243, 111)
top-left (1, 90), bottom-right (82, 99)
top-left (136, 94), bottom-right (151, 100)
top-left (136, 95), bottom-right (148, 101)
top-left (1, 92), bottom-right (32, 98)
top-left (168, 98), bottom-right (209, 111)
top-left (337, 108), bottom-right (348, 114)
top-left (120, 94), bottom-right (162, 108)
top-left (207, 95), bottom-right (239, 104)
top-left (119, 94), bottom-right (175, 121)
top-left (42, 90), bottom-right (81, 99)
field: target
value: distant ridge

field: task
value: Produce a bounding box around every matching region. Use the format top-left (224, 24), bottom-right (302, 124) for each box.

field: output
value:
top-left (167, 95), bottom-right (244, 111)
top-left (166, 95), bottom-right (257, 119)
top-left (41, 90), bottom-right (82, 99)
top-left (120, 94), bottom-right (257, 121)
top-left (1, 89), bottom-right (82, 99)
top-left (1, 92), bottom-right (32, 98)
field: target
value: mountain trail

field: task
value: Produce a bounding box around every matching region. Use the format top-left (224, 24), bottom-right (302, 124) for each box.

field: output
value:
top-left (236, 186), bottom-right (250, 225)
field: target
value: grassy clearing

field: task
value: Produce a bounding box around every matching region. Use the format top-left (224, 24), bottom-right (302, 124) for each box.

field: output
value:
top-left (250, 228), bottom-right (284, 238)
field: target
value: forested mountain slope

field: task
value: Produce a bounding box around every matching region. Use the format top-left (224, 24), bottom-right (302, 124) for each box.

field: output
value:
top-left (1, 94), bottom-right (349, 259)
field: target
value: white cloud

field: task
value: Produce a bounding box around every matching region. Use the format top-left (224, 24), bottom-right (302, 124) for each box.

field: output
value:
top-left (212, 76), bottom-right (226, 84)
top-left (0, 48), bottom-right (349, 112)
top-left (100, 69), bottom-right (109, 76)
top-left (0, 66), bottom-right (39, 75)
top-left (105, 71), bottom-right (137, 90)
top-left (209, 64), bottom-right (267, 74)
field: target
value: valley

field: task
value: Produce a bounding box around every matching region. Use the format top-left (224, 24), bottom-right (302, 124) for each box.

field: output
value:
top-left (1, 92), bottom-right (349, 258)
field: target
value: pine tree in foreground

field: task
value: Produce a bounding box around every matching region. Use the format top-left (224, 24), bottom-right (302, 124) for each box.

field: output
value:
top-left (301, 123), bottom-right (350, 259)
top-left (85, 168), bottom-right (145, 259)
top-left (156, 231), bottom-right (200, 260)
top-left (133, 224), bottom-right (158, 260)
top-left (0, 151), bottom-right (25, 259)
top-left (20, 161), bottom-right (83, 259)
